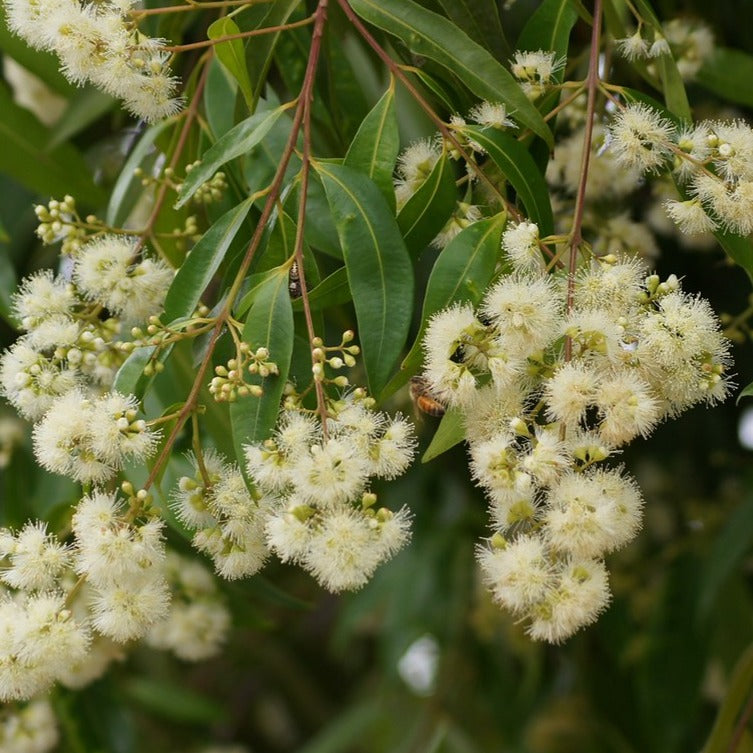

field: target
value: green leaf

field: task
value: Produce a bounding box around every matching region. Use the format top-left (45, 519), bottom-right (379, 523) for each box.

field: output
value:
top-left (422, 409), bottom-right (465, 462)
top-left (462, 126), bottom-right (554, 234)
top-left (229, 270), bottom-right (294, 458)
top-left (697, 47), bottom-right (753, 110)
top-left (383, 214), bottom-right (504, 397)
top-left (344, 84), bottom-right (400, 211)
top-left (349, 0), bottom-right (552, 146)
top-left (0, 85), bottom-right (104, 206)
top-left (163, 197), bottom-right (255, 322)
top-left (698, 491), bottom-right (753, 619)
top-left (47, 88), bottom-right (114, 148)
top-left (738, 382), bottom-right (753, 405)
top-left (112, 344), bottom-right (173, 400)
top-left (715, 229), bottom-right (753, 286)
top-left (242, 0), bottom-right (301, 107)
top-left (657, 53), bottom-right (691, 122)
top-left (315, 162), bottom-right (413, 396)
top-left (124, 677), bottom-right (227, 725)
top-left (0, 249), bottom-right (16, 324)
top-left (517, 0), bottom-right (577, 76)
top-left (435, 0), bottom-right (509, 60)
top-left (397, 151), bottom-right (457, 257)
top-left (204, 56), bottom-right (238, 140)
top-left (208, 17), bottom-right (256, 111)
top-left (176, 104), bottom-right (289, 207)
top-left (291, 266), bottom-right (352, 312)
top-left (700, 642), bottom-right (753, 753)
top-left (106, 118), bottom-right (173, 227)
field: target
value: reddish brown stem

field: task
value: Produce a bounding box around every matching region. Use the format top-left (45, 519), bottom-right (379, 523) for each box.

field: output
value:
top-left (135, 57), bottom-right (211, 255)
top-left (337, 0), bottom-right (513, 213)
top-left (163, 16), bottom-right (314, 52)
top-left (134, 0), bottom-right (269, 15)
top-left (143, 0), bottom-right (331, 490)
top-left (564, 0), bottom-right (603, 360)
top-left (291, 3), bottom-right (331, 436)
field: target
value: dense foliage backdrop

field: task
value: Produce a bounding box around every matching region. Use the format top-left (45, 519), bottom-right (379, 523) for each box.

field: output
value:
top-left (3, 0), bottom-right (753, 752)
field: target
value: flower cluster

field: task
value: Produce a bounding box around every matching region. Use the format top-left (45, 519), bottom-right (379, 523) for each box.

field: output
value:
top-left (0, 231), bottom-right (172, 422)
top-left (175, 399), bottom-right (416, 593)
top-left (250, 401), bottom-right (416, 591)
top-left (421, 244), bottom-right (732, 641)
top-left (510, 49), bottom-right (565, 100)
top-left (4, 0), bottom-right (181, 122)
top-left (146, 552), bottom-right (231, 661)
top-left (0, 698), bottom-right (58, 753)
top-left (0, 485), bottom-right (233, 706)
top-left (609, 105), bottom-right (753, 238)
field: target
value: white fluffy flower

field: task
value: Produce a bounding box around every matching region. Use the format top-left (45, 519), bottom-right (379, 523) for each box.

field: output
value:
top-left (527, 558), bottom-right (610, 643)
top-left (32, 389), bottom-right (113, 483)
top-left (12, 270), bottom-right (76, 330)
top-left (543, 469), bottom-right (643, 558)
top-left (0, 522), bottom-right (70, 592)
top-left (477, 535), bottom-right (554, 613)
top-left (74, 235), bottom-right (173, 322)
top-left (608, 103), bottom-right (676, 173)
top-left (0, 341), bottom-right (81, 421)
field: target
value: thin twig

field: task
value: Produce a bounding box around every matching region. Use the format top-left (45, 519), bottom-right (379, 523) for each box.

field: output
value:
top-left (163, 16), bottom-right (314, 52)
top-left (337, 0), bottom-right (511, 212)
top-left (133, 0), bottom-right (269, 16)
top-left (564, 0), bottom-right (603, 360)
top-left (291, 2), bottom-right (331, 436)
top-left (143, 0), bottom-right (331, 491)
top-left (135, 56), bottom-right (211, 254)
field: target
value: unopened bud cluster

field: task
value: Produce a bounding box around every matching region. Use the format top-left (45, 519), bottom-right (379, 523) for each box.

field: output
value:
top-left (209, 343), bottom-right (279, 402)
top-left (421, 239), bottom-right (732, 642)
top-left (181, 163), bottom-right (228, 204)
top-left (34, 195), bottom-right (88, 255)
top-left (310, 330), bottom-right (360, 387)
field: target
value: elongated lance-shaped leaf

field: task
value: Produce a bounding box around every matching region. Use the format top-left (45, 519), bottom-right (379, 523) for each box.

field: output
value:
top-left (163, 197), bottom-right (255, 322)
top-left (0, 86), bottom-right (104, 206)
top-left (314, 162), bottom-right (414, 396)
top-left (422, 409), bottom-right (465, 462)
top-left (230, 270), bottom-right (294, 461)
top-left (461, 126), bottom-right (554, 235)
top-left (107, 118), bottom-right (173, 226)
top-left (208, 17), bottom-right (256, 112)
top-left (697, 47), bottom-right (753, 110)
top-left (436, 0), bottom-right (509, 59)
top-left (397, 151), bottom-right (458, 258)
top-left (344, 84), bottom-right (400, 211)
top-left (349, 0), bottom-right (552, 147)
top-left (382, 214), bottom-right (505, 398)
top-left (176, 104), bottom-right (289, 207)
top-left (242, 0), bottom-right (301, 107)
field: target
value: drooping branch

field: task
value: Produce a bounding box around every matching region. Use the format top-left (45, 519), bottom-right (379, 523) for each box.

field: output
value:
top-left (143, 0), bottom-right (331, 491)
top-left (564, 0), bottom-right (603, 359)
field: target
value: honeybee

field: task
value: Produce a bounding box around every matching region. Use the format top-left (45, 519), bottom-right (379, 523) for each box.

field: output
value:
top-left (288, 261), bottom-right (302, 299)
top-left (409, 376), bottom-right (445, 418)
